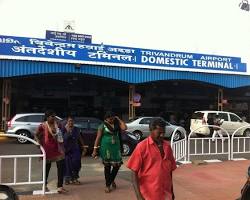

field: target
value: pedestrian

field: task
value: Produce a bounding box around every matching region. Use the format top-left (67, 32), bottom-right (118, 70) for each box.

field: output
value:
top-left (169, 114), bottom-right (178, 125)
top-left (61, 116), bottom-right (87, 185)
top-left (92, 111), bottom-right (127, 193)
top-left (236, 166), bottom-right (250, 200)
top-left (35, 110), bottom-right (67, 194)
top-left (207, 114), bottom-right (214, 137)
top-left (127, 118), bottom-right (177, 200)
top-left (212, 114), bottom-right (224, 142)
top-left (242, 116), bottom-right (247, 122)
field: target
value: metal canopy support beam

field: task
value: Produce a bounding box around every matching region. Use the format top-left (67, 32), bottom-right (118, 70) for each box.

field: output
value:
top-left (129, 85), bottom-right (135, 120)
top-left (2, 79), bottom-right (11, 131)
top-left (218, 88), bottom-right (223, 111)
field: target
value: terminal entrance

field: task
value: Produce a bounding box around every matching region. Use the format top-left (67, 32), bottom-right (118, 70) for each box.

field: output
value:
top-left (9, 74), bottom-right (129, 119)
top-left (3, 74), bottom-right (250, 125)
top-left (134, 81), bottom-right (250, 123)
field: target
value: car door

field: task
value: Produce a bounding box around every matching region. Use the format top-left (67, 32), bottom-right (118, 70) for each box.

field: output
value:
top-left (218, 113), bottom-right (230, 134)
top-left (165, 121), bottom-right (173, 138)
top-left (88, 119), bottom-right (102, 148)
top-left (229, 113), bottom-right (244, 135)
top-left (26, 114), bottom-right (44, 136)
top-left (138, 118), bottom-right (152, 136)
top-left (75, 120), bottom-right (90, 147)
top-left (190, 112), bottom-right (204, 132)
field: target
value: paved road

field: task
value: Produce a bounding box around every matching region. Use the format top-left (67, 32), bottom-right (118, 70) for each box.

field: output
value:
top-left (1, 135), bottom-right (250, 194)
top-left (0, 137), bottom-right (131, 194)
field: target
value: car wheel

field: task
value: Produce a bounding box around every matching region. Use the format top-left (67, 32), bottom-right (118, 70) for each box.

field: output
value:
top-left (173, 131), bottom-right (181, 141)
top-left (133, 131), bottom-right (142, 140)
top-left (122, 142), bottom-right (132, 156)
top-left (16, 130), bottom-right (30, 144)
top-left (244, 129), bottom-right (250, 137)
top-left (0, 185), bottom-right (18, 200)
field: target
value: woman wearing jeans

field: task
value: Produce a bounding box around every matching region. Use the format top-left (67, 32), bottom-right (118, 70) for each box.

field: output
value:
top-left (35, 110), bottom-right (67, 194)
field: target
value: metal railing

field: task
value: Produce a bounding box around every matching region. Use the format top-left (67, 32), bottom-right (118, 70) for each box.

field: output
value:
top-left (0, 134), bottom-right (46, 194)
top-left (188, 125), bottom-right (230, 161)
top-left (231, 125), bottom-right (250, 160)
top-left (171, 127), bottom-right (187, 162)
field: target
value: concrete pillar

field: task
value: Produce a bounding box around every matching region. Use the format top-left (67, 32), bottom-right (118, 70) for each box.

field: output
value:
top-left (129, 85), bottom-right (135, 120)
top-left (218, 88), bottom-right (223, 111)
top-left (1, 79), bottom-right (11, 131)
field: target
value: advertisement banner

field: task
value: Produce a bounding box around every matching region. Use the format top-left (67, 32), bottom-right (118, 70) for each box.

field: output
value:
top-left (0, 35), bottom-right (247, 75)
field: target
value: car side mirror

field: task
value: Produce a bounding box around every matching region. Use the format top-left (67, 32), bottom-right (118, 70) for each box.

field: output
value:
top-left (239, 119), bottom-right (243, 122)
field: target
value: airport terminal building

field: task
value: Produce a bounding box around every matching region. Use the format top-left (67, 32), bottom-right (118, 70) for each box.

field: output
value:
top-left (0, 34), bottom-right (250, 128)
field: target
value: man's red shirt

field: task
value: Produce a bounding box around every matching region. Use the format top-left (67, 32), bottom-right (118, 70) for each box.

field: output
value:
top-left (127, 136), bottom-right (177, 200)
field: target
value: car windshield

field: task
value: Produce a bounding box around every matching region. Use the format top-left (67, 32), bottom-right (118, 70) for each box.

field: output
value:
top-left (192, 112), bottom-right (204, 119)
top-left (74, 120), bottom-right (88, 129)
top-left (127, 117), bottom-right (140, 123)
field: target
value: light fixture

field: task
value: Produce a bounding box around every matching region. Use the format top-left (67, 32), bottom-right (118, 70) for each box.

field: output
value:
top-left (75, 63), bottom-right (81, 69)
top-left (239, 0), bottom-right (250, 11)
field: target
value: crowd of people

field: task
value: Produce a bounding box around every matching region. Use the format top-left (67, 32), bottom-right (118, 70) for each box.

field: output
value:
top-left (34, 109), bottom-right (177, 200)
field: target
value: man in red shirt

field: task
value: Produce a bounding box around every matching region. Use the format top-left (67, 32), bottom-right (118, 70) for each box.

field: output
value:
top-left (127, 118), bottom-right (177, 200)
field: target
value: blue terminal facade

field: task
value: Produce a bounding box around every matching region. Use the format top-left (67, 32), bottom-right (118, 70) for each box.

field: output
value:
top-left (0, 35), bottom-right (249, 88)
top-left (0, 35), bottom-right (250, 125)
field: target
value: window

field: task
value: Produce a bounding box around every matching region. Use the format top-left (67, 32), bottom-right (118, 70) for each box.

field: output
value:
top-left (230, 114), bottom-right (241, 122)
top-left (15, 116), bottom-right (29, 122)
top-left (218, 113), bottom-right (229, 121)
top-left (27, 115), bottom-right (43, 122)
top-left (90, 122), bottom-right (101, 130)
top-left (192, 112), bottom-right (204, 120)
top-left (139, 118), bottom-right (152, 124)
top-left (75, 121), bottom-right (88, 129)
top-left (207, 113), bottom-right (215, 120)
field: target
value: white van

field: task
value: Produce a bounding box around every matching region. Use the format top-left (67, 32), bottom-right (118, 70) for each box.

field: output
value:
top-left (190, 111), bottom-right (250, 136)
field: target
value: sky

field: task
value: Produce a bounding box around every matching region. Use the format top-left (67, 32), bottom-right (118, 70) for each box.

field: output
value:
top-left (0, 0), bottom-right (250, 62)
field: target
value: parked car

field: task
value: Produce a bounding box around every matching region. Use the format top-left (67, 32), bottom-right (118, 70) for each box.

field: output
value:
top-left (126, 117), bottom-right (186, 141)
top-left (0, 185), bottom-right (18, 200)
top-left (190, 111), bottom-right (250, 136)
top-left (6, 113), bottom-right (62, 144)
top-left (70, 117), bottom-right (138, 156)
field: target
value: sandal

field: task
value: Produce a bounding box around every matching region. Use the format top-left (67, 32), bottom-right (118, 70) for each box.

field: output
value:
top-left (105, 186), bottom-right (111, 193)
top-left (65, 180), bottom-right (71, 185)
top-left (111, 182), bottom-right (117, 189)
top-left (57, 187), bottom-right (68, 194)
top-left (72, 179), bottom-right (81, 185)
top-left (45, 186), bottom-right (50, 192)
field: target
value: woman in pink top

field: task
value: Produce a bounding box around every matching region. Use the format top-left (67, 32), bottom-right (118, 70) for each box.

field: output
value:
top-left (35, 110), bottom-right (67, 194)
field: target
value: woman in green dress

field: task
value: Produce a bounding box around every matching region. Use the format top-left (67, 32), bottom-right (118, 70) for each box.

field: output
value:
top-left (92, 111), bottom-right (127, 193)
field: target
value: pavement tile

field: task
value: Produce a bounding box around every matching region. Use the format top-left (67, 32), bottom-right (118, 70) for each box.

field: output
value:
top-left (19, 160), bottom-right (250, 200)
top-left (174, 160), bottom-right (249, 200)
top-left (19, 176), bottom-right (137, 200)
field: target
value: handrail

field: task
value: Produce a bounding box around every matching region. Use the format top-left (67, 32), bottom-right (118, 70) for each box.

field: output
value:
top-left (188, 125), bottom-right (230, 161)
top-left (171, 127), bottom-right (187, 162)
top-left (231, 125), bottom-right (250, 160)
top-left (0, 134), bottom-right (46, 195)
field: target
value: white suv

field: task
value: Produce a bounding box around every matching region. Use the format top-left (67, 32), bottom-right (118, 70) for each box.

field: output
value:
top-left (190, 111), bottom-right (250, 136)
top-left (7, 113), bottom-right (62, 144)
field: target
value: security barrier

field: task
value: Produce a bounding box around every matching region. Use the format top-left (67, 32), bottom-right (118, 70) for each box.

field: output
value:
top-left (231, 125), bottom-right (250, 160)
top-left (188, 125), bottom-right (230, 161)
top-left (0, 134), bottom-right (46, 195)
top-left (171, 127), bottom-right (187, 162)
